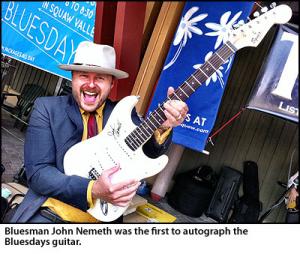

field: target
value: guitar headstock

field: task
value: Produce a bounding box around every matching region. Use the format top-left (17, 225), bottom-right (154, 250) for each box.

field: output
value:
top-left (228, 4), bottom-right (292, 50)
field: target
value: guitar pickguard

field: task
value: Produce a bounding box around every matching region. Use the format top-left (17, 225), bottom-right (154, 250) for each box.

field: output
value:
top-left (64, 96), bottom-right (169, 221)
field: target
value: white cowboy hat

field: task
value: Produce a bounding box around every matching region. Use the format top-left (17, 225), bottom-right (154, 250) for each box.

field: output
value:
top-left (59, 41), bottom-right (129, 79)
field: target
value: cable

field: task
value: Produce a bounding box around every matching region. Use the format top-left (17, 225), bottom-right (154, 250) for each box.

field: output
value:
top-left (207, 108), bottom-right (245, 145)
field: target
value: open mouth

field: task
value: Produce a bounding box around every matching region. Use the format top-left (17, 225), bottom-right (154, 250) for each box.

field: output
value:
top-left (82, 91), bottom-right (99, 104)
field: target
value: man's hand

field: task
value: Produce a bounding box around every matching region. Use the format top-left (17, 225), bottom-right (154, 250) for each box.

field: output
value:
top-left (91, 164), bottom-right (140, 207)
top-left (161, 86), bottom-right (189, 129)
top-left (287, 187), bottom-right (299, 209)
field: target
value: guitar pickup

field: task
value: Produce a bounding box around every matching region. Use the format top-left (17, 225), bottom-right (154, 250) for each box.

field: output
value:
top-left (89, 168), bottom-right (100, 180)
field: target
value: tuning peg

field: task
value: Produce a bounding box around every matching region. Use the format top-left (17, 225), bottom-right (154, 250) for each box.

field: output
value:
top-left (238, 20), bottom-right (245, 25)
top-left (253, 11), bottom-right (260, 17)
top-left (261, 6), bottom-right (268, 13)
top-left (270, 2), bottom-right (276, 8)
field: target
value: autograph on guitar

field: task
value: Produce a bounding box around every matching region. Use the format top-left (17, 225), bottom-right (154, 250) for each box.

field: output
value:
top-left (64, 4), bottom-right (292, 221)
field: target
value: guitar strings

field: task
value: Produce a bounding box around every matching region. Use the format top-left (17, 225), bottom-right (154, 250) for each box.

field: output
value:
top-left (126, 42), bottom-right (236, 150)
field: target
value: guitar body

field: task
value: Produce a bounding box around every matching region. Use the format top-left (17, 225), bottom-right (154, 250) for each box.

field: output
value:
top-left (63, 96), bottom-right (168, 221)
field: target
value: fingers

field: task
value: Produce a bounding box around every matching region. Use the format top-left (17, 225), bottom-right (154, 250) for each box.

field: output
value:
top-left (163, 86), bottom-right (189, 124)
top-left (103, 163), bottom-right (120, 178)
top-left (164, 100), bottom-right (188, 116)
top-left (110, 178), bottom-right (140, 193)
top-left (163, 99), bottom-right (189, 126)
top-left (167, 86), bottom-right (175, 96)
top-left (92, 165), bottom-right (141, 207)
top-left (163, 109), bottom-right (177, 124)
top-left (105, 181), bottom-right (140, 207)
top-left (110, 181), bottom-right (141, 206)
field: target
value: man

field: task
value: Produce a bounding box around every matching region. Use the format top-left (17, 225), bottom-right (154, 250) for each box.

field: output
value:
top-left (285, 172), bottom-right (299, 223)
top-left (11, 41), bottom-right (188, 223)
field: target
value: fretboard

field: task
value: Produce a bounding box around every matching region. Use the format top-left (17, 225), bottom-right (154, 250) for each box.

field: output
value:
top-left (125, 41), bottom-right (237, 151)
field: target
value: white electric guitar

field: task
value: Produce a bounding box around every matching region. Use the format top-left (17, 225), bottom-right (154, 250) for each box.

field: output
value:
top-left (64, 4), bottom-right (292, 221)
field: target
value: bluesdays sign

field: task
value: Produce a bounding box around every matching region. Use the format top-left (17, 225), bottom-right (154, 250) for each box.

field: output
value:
top-left (1, 1), bottom-right (96, 80)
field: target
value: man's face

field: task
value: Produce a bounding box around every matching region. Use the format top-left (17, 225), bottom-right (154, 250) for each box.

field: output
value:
top-left (72, 71), bottom-right (113, 112)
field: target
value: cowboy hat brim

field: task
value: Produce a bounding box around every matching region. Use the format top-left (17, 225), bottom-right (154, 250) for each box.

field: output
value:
top-left (59, 64), bottom-right (129, 79)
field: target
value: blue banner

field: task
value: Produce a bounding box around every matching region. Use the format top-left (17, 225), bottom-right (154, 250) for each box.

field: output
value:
top-left (247, 24), bottom-right (298, 123)
top-left (1, 1), bottom-right (96, 80)
top-left (147, 1), bottom-right (254, 152)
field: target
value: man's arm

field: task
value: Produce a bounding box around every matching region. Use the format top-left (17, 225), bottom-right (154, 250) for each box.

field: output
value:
top-left (24, 99), bottom-right (90, 211)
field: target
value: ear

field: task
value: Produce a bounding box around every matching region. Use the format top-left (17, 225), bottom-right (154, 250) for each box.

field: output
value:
top-left (111, 76), bottom-right (115, 88)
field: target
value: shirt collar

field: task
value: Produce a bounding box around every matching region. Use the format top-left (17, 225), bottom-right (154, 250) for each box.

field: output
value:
top-left (80, 102), bottom-right (106, 116)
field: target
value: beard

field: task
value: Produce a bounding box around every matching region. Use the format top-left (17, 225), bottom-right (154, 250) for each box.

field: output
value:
top-left (73, 87), bottom-right (104, 112)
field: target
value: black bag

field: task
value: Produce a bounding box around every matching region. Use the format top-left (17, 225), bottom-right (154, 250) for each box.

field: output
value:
top-left (205, 166), bottom-right (242, 222)
top-left (0, 164), bottom-right (8, 222)
top-left (1, 164), bottom-right (27, 223)
top-left (229, 161), bottom-right (261, 223)
top-left (167, 165), bottom-right (217, 217)
top-left (1, 193), bottom-right (25, 223)
top-left (1, 163), bottom-right (5, 176)
top-left (1, 197), bottom-right (9, 222)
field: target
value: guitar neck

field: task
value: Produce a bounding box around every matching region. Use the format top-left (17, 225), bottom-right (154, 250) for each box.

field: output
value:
top-left (125, 41), bottom-right (237, 151)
